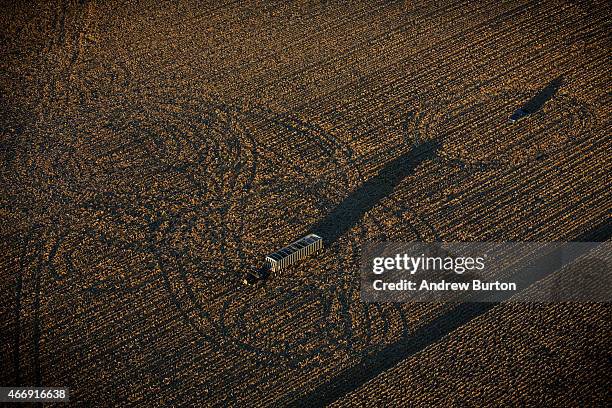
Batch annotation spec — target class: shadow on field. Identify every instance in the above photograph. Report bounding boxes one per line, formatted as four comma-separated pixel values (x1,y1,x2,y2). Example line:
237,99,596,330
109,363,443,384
295,219,611,408
310,139,440,245
521,76,564,114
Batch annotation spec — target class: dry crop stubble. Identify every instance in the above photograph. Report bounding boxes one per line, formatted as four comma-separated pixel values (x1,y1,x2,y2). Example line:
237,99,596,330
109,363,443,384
4,84,436,366
1,0,610,405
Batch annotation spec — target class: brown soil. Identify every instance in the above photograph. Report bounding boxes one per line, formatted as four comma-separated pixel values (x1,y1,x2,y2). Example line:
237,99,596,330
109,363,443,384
1,0,609,406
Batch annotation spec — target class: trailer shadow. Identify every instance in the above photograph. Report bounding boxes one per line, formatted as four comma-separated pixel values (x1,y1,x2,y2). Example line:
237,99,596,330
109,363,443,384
310,139,440,245
521,76,564,114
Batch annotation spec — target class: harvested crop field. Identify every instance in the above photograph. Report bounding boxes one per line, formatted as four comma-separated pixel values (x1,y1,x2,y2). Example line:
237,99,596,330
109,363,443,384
1,0,610,406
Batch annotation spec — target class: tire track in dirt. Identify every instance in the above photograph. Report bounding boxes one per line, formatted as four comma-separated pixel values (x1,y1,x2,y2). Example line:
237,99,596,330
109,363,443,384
8,91,432,369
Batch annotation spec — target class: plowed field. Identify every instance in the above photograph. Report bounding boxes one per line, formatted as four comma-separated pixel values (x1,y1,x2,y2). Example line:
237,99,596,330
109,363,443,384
1,0,610,406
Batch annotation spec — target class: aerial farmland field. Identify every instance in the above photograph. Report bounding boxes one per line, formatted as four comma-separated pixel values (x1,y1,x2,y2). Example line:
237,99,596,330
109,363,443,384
0,0,610,406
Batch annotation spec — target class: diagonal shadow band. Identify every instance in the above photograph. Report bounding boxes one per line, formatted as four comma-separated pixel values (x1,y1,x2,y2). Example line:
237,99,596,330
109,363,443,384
293,218,611,408
522,76,564,114
310,140,441,245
